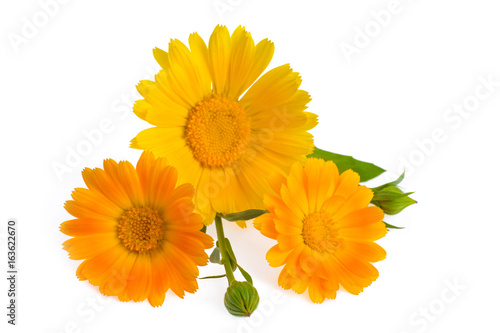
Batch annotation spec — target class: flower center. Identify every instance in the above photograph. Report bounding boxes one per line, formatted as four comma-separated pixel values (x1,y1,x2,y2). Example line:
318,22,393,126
185,94,251,168
302,211,339,254
117,207,165,253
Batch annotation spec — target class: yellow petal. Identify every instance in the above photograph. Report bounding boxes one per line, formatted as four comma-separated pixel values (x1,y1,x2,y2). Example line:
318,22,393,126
153,47,171,70
208,25,231,94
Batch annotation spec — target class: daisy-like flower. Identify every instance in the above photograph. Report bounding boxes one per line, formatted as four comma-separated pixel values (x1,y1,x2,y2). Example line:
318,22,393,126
254,158,387,303
131,25,317,224
60,152,213,307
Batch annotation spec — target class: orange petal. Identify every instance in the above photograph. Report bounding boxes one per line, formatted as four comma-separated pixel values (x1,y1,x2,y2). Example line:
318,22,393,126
256,213,279,239
334,169,361,200
126,253,152,302
60,218,116,237
343,240,387,263
339,221,387,241
308,276,326,303
277,234,303,251
62,233,119,260
266,244,292,267
336,206,385,229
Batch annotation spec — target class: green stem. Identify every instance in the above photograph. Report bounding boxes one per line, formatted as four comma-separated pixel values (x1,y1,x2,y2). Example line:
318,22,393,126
214,215,236,284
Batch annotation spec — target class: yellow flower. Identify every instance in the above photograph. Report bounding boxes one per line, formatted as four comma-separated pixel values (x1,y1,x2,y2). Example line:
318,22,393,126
131,25,317,224
60,152,213,307
254,158,387,303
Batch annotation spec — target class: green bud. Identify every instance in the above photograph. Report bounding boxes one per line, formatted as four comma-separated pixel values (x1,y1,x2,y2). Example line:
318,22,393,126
224,281,260,317
370,173,416,215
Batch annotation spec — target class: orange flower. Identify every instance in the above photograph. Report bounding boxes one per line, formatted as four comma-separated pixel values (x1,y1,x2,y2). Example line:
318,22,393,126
254,158,387,303
60,152,213,307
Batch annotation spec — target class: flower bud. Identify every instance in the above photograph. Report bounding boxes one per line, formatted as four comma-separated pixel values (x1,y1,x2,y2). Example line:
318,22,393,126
224,281,259,317
370,173,416,215
372,185,416,215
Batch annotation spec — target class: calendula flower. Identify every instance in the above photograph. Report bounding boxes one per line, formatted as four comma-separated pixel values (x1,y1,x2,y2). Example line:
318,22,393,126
131,25,317,224
254,158,387,303
60,152,213,307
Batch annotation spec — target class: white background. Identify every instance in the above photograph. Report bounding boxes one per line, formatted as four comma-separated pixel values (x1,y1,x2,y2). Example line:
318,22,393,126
1,0,499,332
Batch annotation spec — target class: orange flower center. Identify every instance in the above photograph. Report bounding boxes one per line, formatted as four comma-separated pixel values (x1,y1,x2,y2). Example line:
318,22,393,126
185,94,251,168
117,207,165,253
302,211,339,254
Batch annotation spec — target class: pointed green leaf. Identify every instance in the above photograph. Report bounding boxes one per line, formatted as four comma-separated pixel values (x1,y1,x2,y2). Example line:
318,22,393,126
307,147,385,182
384,222,404,229
237,264,253,285
221,209,268,222
371,172,405,192
224,238,238,272
209,247,222,264
200,274,227,280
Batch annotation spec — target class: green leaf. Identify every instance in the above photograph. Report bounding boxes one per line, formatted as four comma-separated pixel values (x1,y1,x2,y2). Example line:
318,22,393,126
237,264,253,285
384,222,404,229
371,172,405,192
220,209,268,222
200,274,227,280
224,238,238,272
209,247,222,264
200,225,207,233
307,147,385,182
